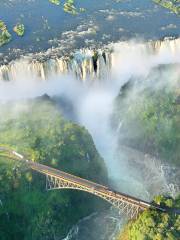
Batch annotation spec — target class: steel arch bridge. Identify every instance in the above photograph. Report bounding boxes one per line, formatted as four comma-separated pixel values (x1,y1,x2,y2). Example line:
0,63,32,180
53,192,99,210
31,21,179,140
0,147,168,219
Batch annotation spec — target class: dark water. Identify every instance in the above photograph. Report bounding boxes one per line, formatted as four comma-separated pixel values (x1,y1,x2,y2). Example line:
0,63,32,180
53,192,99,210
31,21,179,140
0,0,179,62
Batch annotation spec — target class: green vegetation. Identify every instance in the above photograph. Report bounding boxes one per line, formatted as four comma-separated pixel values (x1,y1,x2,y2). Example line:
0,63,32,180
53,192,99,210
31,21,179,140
0,20,11,47
117,195,180,240
0,0,85,48
13,24,25,37
63,0,86,15
49,0,61,5
0,96,107,239
153,0,180,15
113,67,180,166
0,20,6,31
64,0,78,15
0,20,26,47
48,0,86,15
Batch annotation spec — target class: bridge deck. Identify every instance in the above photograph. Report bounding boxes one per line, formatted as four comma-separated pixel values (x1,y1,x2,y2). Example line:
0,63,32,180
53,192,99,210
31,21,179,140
29,161,151,210
1,147,172,214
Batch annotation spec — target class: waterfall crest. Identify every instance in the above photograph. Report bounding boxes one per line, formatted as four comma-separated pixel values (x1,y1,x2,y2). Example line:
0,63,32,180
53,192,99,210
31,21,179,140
0,37,179,82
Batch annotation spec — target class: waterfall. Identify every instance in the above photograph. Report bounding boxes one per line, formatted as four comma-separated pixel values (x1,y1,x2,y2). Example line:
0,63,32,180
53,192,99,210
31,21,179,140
0,50,112,82
0,37,179,83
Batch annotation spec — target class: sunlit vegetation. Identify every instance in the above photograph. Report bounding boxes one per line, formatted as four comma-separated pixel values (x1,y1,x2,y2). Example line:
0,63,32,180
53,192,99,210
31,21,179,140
63,0,85,15
113,67,180,166
0,20,11,47
49,0,61,5
64,0,78,15
0,20,25,47
117,195,180,240
49,0,86,15
13,24,25,37
0,21,6,31
0,96,107,239
0,0,85,47
153,0,180,15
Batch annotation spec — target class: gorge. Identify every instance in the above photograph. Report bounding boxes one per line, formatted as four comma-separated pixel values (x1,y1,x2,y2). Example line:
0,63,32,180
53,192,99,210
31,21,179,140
0,0,180,239
0,37,179,239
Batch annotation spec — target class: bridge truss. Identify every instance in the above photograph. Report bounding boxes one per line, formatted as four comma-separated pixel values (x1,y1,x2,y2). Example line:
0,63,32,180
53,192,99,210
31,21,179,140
0,146,151,219
46,174,143,219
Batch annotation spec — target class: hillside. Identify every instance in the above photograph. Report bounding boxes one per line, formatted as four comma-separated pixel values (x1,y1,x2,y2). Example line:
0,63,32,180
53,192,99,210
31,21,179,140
117,195,180,240
0,96,108,240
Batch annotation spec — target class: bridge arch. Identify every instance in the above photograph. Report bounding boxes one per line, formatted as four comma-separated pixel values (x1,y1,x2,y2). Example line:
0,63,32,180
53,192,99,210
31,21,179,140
0,147,152,219
46,174,142,219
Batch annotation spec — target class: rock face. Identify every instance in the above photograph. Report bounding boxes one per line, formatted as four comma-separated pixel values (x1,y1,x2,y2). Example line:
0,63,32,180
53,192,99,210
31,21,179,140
0,97,108,240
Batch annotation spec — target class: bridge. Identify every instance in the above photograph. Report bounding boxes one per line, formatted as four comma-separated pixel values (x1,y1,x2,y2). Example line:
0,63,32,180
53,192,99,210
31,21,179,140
0,147,169,219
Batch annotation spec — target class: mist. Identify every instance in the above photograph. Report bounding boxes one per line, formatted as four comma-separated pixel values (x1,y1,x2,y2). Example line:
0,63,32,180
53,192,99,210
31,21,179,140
0,38,179,200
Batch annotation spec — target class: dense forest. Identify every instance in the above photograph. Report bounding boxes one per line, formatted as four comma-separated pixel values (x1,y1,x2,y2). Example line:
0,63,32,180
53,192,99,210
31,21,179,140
117,195,180,240
113,65,180,166
0,96,108,239
114,64,180,239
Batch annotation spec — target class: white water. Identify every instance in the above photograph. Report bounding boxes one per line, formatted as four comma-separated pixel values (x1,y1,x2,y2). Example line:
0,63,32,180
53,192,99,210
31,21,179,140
0,38,180,239
0,38,179,83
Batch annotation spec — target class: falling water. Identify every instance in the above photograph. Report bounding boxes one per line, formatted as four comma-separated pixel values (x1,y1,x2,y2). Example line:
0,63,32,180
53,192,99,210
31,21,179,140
0,37,179,83
0,37,179,239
